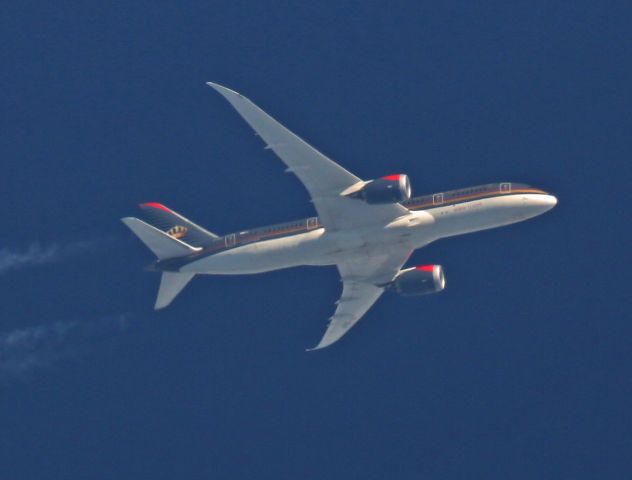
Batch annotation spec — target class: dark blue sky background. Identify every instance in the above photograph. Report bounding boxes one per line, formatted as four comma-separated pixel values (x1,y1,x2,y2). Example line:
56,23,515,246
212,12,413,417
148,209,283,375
1,2,631,478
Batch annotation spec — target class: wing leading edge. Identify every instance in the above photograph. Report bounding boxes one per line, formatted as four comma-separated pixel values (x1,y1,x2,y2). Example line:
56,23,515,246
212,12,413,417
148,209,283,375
206,82,408,230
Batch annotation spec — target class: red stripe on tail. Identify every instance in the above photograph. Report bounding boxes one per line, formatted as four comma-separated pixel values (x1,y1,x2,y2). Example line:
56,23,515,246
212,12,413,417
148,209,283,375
139,202,172,213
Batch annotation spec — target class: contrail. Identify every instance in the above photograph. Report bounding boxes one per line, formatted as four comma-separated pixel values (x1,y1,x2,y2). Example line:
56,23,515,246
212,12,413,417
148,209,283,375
0,313,131,383
0,239,118,275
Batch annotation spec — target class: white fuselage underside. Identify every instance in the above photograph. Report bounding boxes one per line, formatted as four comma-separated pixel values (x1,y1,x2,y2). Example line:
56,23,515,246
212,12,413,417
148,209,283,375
180,193,556,275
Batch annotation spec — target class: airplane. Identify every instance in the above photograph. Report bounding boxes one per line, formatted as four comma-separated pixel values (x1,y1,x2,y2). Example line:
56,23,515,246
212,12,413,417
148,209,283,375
122,82,557,350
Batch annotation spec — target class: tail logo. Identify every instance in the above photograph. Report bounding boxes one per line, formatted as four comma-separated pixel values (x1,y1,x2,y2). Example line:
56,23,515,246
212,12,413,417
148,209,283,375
167,225,188,239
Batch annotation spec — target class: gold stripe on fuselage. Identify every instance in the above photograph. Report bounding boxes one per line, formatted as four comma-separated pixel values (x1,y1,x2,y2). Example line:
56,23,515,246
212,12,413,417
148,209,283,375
202,188,549,254
406,188,547,211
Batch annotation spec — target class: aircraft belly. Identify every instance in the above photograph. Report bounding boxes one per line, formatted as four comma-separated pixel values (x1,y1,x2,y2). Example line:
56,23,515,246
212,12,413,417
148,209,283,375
177,194,548,276
181,229,332,274
319,225,430,262
179,223,426,275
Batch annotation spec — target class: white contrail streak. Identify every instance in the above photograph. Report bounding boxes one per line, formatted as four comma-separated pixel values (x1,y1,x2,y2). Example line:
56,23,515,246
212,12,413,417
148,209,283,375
0,314,130,382
0,239,116,275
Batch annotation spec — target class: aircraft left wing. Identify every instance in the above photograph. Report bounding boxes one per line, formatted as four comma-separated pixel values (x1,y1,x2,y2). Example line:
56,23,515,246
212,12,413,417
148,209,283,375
207,82,408,231
309,248,412,350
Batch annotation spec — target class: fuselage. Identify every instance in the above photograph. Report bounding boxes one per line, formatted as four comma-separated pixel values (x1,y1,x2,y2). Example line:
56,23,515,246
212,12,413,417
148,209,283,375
155,182,557,275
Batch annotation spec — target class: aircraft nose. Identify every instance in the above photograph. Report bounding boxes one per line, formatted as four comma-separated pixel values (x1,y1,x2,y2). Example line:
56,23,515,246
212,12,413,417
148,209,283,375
526,194,557,215
540,194,558,210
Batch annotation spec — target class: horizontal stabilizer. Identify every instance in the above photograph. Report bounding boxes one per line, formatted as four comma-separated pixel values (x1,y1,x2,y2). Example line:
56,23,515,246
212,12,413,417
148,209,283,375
121,217,201,260
155,272,195,309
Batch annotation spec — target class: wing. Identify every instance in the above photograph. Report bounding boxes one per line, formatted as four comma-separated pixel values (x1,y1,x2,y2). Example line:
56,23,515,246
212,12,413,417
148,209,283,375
207,82,408,230
308,248,412,350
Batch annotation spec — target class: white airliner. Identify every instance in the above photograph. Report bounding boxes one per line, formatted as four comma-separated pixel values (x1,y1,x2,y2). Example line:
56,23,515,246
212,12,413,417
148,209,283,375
122,83,557,350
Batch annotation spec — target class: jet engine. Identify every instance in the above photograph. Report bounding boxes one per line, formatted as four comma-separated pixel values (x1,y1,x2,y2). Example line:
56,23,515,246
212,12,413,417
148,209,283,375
347,174,412,204
386,265,446,296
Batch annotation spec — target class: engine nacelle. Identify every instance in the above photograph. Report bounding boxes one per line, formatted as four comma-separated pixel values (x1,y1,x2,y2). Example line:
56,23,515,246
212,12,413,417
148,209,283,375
387,265,446,296
348,174,412,204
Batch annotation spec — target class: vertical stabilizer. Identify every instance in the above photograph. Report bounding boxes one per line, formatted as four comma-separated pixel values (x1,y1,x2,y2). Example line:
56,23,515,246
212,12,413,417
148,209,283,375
138,202,219,247
155,272,195,309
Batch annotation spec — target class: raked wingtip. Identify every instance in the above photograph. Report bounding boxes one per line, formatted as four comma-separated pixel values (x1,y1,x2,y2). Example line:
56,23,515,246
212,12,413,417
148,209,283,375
306,343,325,352
206,82,241,97
306,338,336,352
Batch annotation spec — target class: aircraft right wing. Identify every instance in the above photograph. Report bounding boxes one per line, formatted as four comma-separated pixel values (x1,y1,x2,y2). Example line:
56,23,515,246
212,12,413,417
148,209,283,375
207,82,409,231
308,248,413,350
308,281,384,351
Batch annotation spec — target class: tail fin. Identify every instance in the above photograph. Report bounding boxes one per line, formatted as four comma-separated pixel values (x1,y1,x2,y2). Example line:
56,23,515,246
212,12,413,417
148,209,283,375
139,202,219,248
155,272,195,309
121,217,201,259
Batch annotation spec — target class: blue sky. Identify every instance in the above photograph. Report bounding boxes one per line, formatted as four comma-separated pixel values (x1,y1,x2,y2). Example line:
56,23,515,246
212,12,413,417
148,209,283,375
1,2,631,478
